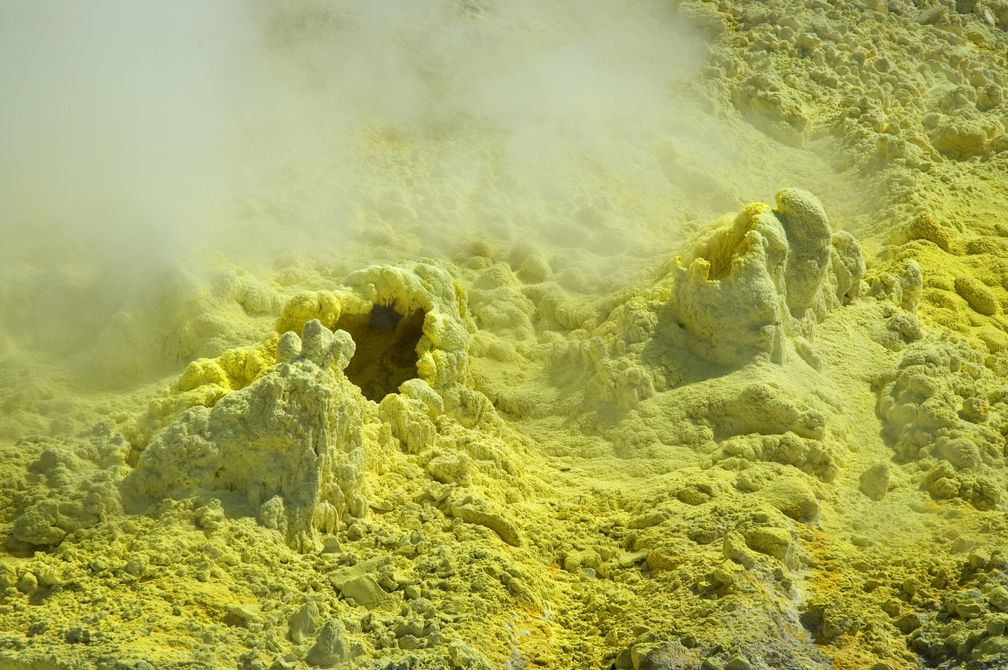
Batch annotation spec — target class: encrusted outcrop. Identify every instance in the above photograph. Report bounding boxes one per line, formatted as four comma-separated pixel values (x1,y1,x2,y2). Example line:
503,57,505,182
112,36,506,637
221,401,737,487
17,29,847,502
123,320,368,552
673,188,865,368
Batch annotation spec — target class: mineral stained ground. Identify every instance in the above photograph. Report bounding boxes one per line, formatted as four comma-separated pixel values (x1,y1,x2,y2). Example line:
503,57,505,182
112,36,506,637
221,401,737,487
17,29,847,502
3,1,1008,669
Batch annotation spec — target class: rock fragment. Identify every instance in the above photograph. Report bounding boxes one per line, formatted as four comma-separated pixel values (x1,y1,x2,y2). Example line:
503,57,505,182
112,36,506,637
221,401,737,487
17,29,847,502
306,620,351,668
449,497,522,547
859,463,891,501
288,602,320,644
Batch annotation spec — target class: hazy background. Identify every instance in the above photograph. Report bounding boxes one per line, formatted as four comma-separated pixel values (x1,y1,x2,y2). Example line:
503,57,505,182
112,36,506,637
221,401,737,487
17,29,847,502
0,0,870,397
0,0,716,376
0,0,710,262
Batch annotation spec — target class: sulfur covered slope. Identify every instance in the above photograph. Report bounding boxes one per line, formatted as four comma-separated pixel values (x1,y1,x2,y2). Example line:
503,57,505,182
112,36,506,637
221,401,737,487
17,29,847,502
2,1,1008,670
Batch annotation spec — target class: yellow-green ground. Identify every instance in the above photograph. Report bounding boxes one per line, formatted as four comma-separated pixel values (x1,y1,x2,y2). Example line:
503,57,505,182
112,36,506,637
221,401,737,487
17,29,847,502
2,1,1008,669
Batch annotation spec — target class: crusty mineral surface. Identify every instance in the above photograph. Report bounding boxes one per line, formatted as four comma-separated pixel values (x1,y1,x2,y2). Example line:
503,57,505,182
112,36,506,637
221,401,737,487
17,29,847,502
2,1,1008,669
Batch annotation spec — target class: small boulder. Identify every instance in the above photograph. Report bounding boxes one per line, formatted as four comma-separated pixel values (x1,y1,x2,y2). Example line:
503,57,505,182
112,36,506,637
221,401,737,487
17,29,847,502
859,463,891,501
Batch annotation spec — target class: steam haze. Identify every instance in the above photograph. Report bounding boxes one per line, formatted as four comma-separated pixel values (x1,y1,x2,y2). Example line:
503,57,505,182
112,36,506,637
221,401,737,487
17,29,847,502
1,0,709,260
0,0,801,376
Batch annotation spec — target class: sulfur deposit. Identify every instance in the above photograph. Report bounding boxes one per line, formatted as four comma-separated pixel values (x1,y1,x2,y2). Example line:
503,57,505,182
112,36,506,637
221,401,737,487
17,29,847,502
673,187,865,367
3,1,1008,669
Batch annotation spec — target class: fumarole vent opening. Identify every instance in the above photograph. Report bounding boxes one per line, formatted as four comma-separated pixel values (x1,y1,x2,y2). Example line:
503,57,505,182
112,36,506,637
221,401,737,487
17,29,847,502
336,304,424,402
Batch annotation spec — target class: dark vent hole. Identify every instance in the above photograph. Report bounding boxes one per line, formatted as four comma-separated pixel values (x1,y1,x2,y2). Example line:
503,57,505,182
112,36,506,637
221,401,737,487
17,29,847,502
335,304,424,402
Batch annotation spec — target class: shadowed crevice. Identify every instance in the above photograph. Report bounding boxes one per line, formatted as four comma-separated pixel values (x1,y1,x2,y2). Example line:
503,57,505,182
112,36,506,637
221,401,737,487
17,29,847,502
336,305,424,402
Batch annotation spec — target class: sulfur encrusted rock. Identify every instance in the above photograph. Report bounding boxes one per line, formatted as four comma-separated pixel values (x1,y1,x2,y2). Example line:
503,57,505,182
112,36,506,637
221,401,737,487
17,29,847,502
8,424,128,551
673,188,864,367
306,620,354,668
119,261,487,552
859,462,892,501
129,260,475,452
123,319,368,552
875,338,1008,509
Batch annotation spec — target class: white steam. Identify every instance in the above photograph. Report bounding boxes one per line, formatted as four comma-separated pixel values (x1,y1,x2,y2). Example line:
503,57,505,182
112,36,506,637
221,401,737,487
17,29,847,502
0,0,725,382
